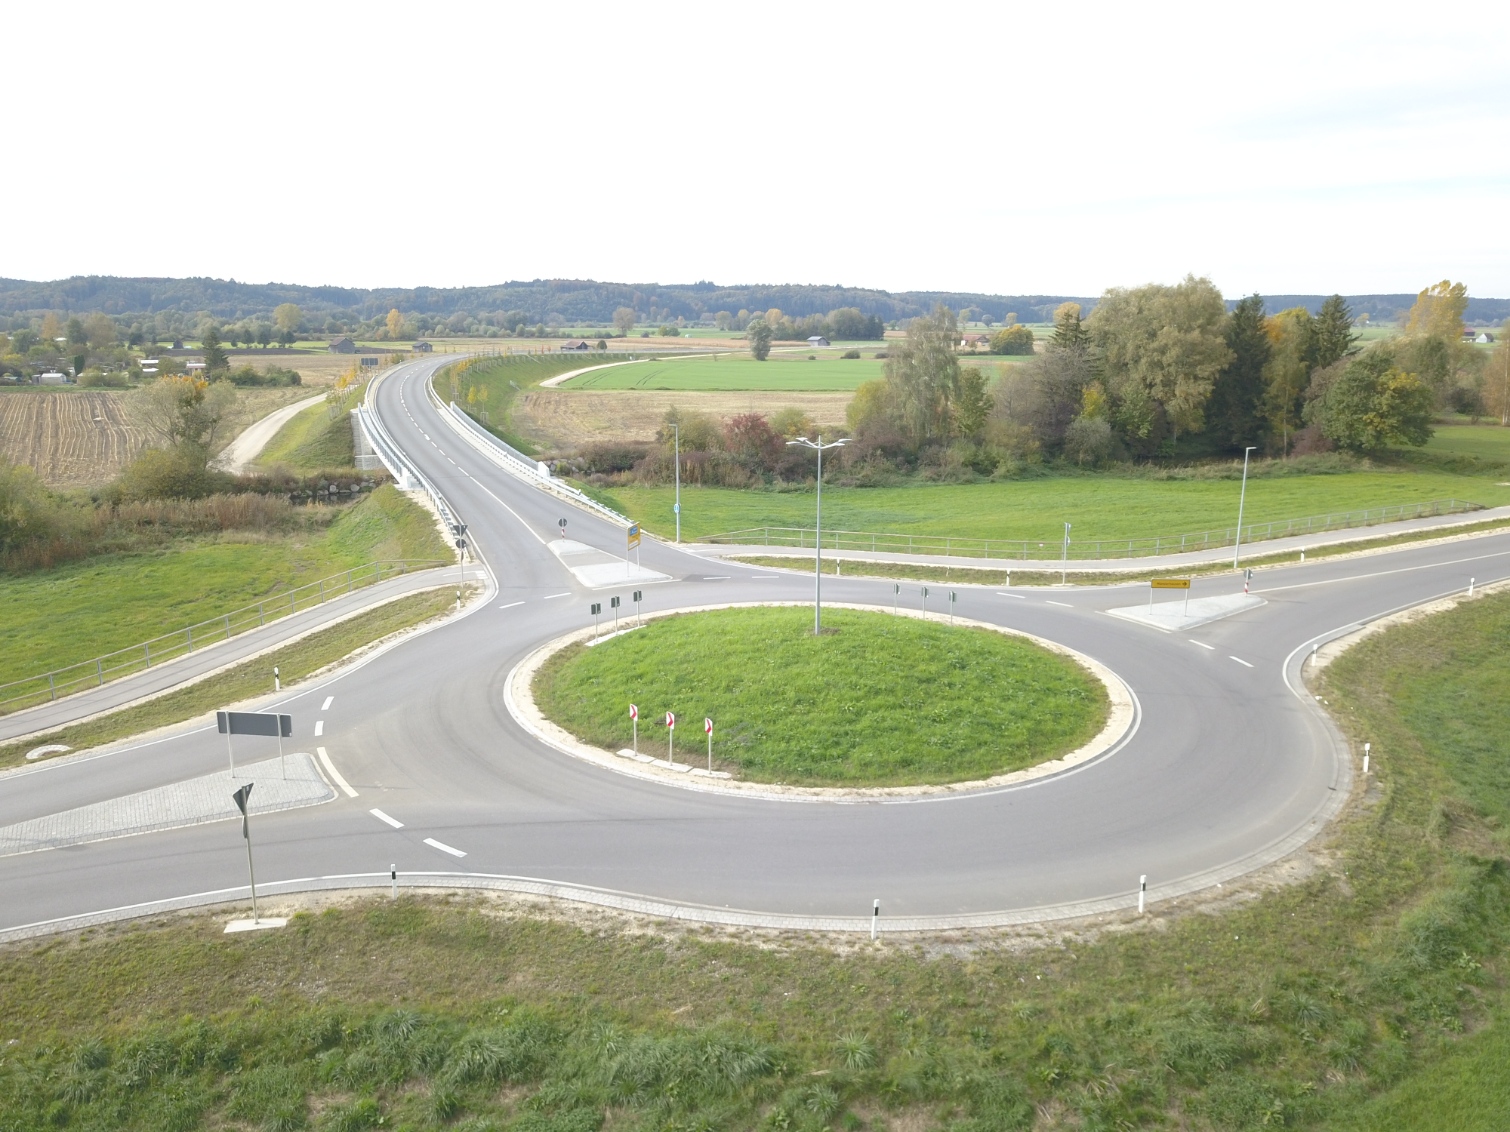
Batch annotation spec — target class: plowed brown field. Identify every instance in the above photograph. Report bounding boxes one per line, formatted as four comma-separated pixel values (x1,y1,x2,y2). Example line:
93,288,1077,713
0,391,143,487
513,389,853,453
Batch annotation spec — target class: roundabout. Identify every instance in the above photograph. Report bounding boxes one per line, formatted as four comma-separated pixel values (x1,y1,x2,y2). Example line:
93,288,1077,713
1,354,1505,938
512,602,1134,799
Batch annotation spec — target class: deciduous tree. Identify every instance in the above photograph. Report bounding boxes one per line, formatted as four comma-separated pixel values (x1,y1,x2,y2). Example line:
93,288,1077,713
274,303,303,336
884,304,962,444
1263,308,1315,457
1087,275,1232,445
1306,347,1434,452
613,307,637,336
989,325,1034,355
747,319,773,361
1404,280,1468,341
385,308,405,339
126,375,237,467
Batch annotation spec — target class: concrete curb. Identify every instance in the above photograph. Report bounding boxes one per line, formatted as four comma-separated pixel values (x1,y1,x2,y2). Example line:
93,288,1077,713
505,602,1136,802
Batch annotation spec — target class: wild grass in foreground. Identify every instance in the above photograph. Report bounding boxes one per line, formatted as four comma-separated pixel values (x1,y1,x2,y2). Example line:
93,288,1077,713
0,594,1507,1129
532,606,1105,785
0,585,466,771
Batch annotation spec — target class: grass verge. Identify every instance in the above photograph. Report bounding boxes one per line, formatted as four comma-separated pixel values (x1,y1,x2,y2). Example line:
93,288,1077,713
531,606,1106,786
726,515,1510,587
0,594,1507,1129
0,585,466,771
254,394,355,471
0,486,451,684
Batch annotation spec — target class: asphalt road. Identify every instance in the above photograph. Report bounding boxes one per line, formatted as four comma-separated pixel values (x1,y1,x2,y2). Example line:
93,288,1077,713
2,356,1507,938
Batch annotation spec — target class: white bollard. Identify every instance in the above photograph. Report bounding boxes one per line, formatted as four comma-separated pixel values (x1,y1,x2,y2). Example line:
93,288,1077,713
391,864,397,899
871,899,879,941
1138,875,1147,914
1363,742,1370,775
1469,577,1475,596
274,666,280,692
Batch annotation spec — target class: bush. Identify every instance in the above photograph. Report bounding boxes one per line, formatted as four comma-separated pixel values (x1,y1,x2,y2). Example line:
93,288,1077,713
225,364,301,387
114,448,235,502
990,326,1035,355
841,349,861,359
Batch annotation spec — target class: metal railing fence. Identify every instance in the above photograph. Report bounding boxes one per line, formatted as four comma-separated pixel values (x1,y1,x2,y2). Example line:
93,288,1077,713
0,559,447,718
698,498,1484,561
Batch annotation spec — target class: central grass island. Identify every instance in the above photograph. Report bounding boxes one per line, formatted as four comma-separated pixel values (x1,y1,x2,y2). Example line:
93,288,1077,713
531,605,1109,788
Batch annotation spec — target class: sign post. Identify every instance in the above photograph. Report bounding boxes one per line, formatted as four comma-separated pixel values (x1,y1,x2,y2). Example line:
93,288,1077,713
630,703,638,754
666,711,676,764
590,602,601,637
949,590,957,624
610,595,620,631
232,783,259,922
633,589,643,626
217,711,293,778
704,716,714,771
558,517,568,539
1149,577,1192,615
627,523,641,577
920,585,929,614
893,582,900,615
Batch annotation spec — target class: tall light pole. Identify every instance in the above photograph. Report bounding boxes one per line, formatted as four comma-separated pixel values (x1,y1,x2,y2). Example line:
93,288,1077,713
1232,445,1257,569
673,422,681,543
1060,521,1071,585
786,434,849,634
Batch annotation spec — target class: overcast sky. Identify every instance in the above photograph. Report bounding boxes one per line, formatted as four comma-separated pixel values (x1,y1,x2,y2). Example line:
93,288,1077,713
9,2,1508,298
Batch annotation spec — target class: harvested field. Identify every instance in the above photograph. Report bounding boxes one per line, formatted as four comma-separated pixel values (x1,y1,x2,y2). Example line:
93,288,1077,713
0,387,312,488
0,390,143,487
512,388,853,452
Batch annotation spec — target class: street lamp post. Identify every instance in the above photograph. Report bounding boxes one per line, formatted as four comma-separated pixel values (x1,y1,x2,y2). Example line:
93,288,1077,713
1060,522,1071,585
1232,445,1257,569
786,434,849,634
673,423,681,543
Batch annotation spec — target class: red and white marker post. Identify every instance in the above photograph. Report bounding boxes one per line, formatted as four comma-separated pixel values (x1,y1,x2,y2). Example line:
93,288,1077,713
665,711,676,764
629,703,638,755
704,717,714,771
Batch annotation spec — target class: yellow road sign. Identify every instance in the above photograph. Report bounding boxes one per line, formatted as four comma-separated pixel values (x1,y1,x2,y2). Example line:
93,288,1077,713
1150,577,1191,590
627,522,641,550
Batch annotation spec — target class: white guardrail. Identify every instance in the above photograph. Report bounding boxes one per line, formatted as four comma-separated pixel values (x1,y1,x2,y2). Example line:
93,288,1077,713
357,370,462,537
423,364,633,528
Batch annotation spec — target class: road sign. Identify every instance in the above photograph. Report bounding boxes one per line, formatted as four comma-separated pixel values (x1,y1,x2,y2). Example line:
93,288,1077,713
633,590,642,602
704,717,713,734
591,602,601,615
232,782,252,836
627,523,640,550
673,503,680,514
666,712,675,728
217,711,292,738
1150,578,1191,590
611,596,620,608
629,703,638,721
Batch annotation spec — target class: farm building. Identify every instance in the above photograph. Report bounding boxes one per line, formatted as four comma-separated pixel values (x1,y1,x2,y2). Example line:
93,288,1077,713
412,340,433,353
328,337,356,353
559,339,592,351
1476,331,1496,344
806,336,830,348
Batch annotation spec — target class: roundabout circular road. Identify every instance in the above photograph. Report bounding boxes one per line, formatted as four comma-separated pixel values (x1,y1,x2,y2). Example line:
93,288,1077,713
2,357,1508,937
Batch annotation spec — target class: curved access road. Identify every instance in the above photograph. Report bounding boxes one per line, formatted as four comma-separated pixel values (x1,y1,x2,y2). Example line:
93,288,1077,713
1,356,1506,939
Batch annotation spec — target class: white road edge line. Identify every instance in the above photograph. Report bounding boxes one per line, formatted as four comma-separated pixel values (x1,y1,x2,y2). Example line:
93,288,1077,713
1045,600,1073,607
423,837,467,858
543,592,571,599
316,746,358,798
370,808,404,828
1189,640,1216,650
314,720,324,736
1229,656,1254,667
321,696,334,711
499,601,525,609
996,592,1027,599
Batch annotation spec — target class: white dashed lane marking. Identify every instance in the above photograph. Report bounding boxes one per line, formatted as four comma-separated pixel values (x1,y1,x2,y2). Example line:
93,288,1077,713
424,837,467,858
1190,640,1215,650
1045,600,1072,607
1230,656,1254,668
321,696,334,711
499,601,525,609
370,808,404,828
314,720,324,736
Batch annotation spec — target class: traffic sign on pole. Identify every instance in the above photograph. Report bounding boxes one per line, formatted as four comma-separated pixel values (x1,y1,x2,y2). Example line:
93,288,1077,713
633,589,643,624
231,783,259,922
666,711,676,764
627,523,640,551
705,717,714,771
920,585,929,614
630,703,638,753
590,602,601,637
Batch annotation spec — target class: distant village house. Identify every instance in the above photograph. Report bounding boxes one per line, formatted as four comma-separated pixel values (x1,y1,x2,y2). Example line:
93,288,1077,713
412,340,433,353
328,337,356,353
559,339,591,351
806,336,830,348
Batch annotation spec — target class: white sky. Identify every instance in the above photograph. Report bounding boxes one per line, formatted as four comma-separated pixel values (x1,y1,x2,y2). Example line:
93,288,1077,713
8,1,1508,299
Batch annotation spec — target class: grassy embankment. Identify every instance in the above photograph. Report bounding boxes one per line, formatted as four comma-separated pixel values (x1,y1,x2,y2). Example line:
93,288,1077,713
1,590,1508,1127
434,353,638,456
563,354,885,392
0,485,450,687
0,585,469,772
532,606,1106,786
253,387,363,472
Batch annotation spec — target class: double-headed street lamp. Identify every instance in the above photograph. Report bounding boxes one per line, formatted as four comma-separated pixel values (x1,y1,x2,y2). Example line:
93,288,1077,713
786,434,849,634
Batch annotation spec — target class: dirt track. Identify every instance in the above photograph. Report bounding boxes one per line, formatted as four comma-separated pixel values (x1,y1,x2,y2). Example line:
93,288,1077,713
513,389,853,452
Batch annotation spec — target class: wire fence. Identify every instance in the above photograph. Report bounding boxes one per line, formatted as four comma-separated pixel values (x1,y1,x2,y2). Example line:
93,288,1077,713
699,498,1485,561
0,559,448,718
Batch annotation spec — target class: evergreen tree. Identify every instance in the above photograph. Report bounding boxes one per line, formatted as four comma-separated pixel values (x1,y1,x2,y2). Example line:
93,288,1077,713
1051,302,1090,351
1206,294,1270,449
1312,294,1359,369
200,325,229,373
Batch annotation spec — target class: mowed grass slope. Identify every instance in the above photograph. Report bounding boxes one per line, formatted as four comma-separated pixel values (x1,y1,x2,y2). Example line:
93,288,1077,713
253,397,354,471
0,486,449,685
533,606,1106,785
563,353,885,391
597,465,1510,545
